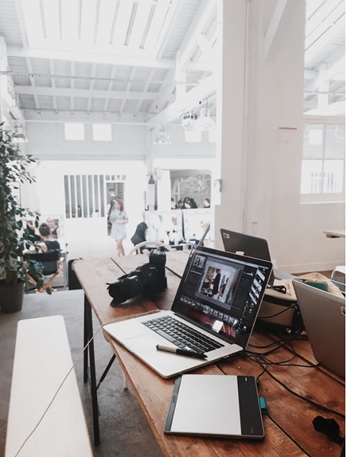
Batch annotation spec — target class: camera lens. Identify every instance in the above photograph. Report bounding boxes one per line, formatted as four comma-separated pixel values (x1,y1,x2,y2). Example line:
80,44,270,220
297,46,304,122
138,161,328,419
109,275,144,306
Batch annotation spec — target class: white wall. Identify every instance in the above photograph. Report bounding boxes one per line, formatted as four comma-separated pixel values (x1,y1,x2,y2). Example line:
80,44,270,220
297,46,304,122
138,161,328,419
27,123,147,160
27,122,215,161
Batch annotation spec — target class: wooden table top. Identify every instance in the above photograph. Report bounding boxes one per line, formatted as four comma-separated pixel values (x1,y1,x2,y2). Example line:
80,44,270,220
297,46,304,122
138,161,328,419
73,251,345,457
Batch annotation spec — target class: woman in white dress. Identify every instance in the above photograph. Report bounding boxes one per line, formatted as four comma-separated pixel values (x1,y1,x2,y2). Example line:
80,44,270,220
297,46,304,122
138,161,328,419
109,198,128,256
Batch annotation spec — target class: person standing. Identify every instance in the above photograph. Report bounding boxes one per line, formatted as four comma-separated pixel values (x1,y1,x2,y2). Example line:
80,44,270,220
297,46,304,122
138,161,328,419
109,197,128,256
46,217,61,239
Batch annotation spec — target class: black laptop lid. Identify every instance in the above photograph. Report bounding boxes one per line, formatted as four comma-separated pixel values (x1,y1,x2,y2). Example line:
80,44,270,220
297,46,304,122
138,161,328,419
221,229,274,285
171,246,272,349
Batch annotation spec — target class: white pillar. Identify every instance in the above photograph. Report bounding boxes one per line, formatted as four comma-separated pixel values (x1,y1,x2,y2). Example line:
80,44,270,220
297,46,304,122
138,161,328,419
214,0,305,254
214,0,249,247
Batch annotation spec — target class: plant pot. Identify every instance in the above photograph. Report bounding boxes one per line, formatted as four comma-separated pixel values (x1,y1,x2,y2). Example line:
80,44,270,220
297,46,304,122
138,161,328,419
0,282,24,313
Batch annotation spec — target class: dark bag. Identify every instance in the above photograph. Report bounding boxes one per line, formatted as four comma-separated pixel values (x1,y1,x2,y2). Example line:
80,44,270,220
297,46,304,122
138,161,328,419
256,280,304,334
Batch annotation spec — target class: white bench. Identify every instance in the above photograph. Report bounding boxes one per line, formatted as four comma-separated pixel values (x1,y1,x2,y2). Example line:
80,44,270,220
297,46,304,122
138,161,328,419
5,315,93,457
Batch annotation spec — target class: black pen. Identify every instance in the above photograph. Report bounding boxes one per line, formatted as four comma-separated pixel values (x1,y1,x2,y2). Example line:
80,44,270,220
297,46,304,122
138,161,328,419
156,344,207,359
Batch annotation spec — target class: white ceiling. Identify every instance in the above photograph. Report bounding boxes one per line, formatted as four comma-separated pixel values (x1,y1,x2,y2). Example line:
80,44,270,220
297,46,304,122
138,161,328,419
0,0,344,127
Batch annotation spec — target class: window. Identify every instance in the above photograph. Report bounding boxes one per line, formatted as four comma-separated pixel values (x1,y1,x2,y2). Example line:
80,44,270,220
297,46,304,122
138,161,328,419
64,123,85,140
92,123,112,141
301,123,345,202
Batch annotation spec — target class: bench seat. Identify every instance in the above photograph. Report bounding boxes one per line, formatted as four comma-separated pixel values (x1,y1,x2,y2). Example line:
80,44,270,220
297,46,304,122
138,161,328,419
5,315,93,457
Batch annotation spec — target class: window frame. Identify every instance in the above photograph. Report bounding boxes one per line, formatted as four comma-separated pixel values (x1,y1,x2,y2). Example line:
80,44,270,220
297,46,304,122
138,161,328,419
301,115,345,204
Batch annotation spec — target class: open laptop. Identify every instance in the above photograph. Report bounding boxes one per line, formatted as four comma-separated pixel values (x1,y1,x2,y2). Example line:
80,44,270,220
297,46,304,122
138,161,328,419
292,279,345,378
103,245,272,378
221,229,274,285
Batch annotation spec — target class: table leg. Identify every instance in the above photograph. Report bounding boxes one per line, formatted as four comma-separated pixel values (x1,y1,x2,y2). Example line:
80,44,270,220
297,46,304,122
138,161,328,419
83,298,88,383
83,295,100,445
97,354,116,390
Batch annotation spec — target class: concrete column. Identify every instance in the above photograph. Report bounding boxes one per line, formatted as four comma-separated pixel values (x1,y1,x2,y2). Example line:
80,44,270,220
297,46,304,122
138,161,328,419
214,0,249,246
214,0,306,258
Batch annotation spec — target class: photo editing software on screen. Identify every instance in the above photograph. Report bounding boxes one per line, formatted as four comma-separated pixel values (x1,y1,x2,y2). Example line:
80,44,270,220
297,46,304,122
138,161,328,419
173,249,270,347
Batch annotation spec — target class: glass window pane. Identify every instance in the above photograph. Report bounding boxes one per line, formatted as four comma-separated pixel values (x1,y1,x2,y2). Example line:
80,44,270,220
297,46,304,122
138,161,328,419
301,160,323,194
64,123,85,140
322,160,344,193
92,123,112,141
325,124,345,159
303,124,324,159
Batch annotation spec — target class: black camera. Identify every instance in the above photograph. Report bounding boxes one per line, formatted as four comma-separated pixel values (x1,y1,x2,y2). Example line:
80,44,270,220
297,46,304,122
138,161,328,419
107,248,167,306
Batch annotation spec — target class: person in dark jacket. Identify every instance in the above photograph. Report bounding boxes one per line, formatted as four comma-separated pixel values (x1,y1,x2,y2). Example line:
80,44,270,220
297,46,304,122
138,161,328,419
130,222,148,252
24,222,60,254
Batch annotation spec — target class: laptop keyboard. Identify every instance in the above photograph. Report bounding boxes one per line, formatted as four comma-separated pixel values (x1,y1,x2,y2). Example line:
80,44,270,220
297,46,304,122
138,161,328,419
143,315,224,353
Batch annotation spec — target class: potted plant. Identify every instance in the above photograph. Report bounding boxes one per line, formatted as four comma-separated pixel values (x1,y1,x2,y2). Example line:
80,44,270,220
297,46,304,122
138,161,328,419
0,122,43,312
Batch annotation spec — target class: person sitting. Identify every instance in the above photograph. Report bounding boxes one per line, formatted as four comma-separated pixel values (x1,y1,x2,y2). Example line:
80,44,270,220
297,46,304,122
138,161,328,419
24,223,60,254
182,197,192,209
24,212,41,247
203,198,210,208
130,222,148,253
182,197,198,208
189,197,198,208
23,223,62,292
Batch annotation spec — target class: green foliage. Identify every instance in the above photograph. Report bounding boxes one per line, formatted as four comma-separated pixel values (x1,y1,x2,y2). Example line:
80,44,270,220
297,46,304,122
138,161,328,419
0,122,42,287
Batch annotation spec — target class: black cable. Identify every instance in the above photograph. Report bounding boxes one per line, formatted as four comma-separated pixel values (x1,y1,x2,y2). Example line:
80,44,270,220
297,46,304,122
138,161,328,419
258,303,297,318
243,351,345,419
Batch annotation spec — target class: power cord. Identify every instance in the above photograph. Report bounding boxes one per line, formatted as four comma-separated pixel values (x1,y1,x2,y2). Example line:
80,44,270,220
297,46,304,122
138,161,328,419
242,348,345,420
258,303,297,319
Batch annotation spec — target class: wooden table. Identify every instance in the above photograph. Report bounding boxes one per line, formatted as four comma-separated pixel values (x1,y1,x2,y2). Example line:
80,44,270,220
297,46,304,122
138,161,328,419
73,251,345,457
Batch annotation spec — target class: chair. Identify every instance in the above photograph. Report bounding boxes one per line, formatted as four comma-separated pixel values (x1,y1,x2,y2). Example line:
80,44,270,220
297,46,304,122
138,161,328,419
25,251,64,293
127,240,172,256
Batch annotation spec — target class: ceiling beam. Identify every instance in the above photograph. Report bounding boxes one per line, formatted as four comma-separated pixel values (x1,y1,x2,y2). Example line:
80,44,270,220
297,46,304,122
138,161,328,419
15,85,160,101
22,109,150,124
87,64,97,112
49,60,57,111
7,45,174,69
119,67,136,115
177,0,216,71
103,66,117,112
6,45,211,73
70,61,75,111
305,14,345,63
148,69,176,114
147,73,216,126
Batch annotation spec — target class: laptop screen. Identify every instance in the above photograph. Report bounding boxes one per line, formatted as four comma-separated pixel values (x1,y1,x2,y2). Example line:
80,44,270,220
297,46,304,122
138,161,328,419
171,246,272,348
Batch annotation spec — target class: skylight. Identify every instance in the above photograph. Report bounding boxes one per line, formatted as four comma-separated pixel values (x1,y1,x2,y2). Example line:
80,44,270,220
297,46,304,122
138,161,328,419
20,0,178,57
